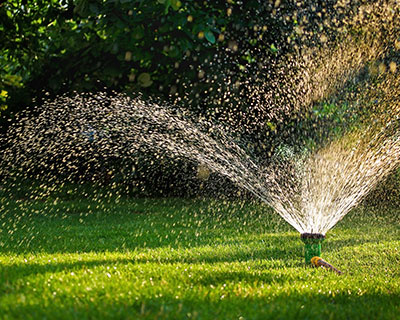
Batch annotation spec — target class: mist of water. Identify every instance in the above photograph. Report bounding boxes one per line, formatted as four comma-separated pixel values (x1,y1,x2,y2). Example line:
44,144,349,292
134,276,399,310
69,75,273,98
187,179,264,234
1,0,400,235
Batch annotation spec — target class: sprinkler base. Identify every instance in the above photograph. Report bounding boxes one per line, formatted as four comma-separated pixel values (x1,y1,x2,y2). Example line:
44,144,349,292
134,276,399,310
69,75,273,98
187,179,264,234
301,233,325,265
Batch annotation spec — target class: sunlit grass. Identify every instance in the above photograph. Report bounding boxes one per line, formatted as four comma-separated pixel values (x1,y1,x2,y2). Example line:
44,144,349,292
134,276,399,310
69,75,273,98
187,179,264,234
0,197,399,319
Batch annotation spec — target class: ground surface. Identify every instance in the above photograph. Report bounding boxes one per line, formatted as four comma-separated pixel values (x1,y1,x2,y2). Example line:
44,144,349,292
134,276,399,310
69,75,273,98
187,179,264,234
0,196,399,319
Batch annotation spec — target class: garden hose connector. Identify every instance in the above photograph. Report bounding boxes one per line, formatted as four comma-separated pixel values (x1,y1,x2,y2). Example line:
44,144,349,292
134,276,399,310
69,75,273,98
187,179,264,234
311,256,343,275
300,233,325,265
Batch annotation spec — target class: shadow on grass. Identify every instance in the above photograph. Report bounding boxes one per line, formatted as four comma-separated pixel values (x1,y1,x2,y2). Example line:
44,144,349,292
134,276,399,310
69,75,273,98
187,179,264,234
2,200,399,319
0,237,301,281
0,224,298,251
0,200,289,256
2,223,391,262
2,287,399,320
1,199,397,270
0,257,303,291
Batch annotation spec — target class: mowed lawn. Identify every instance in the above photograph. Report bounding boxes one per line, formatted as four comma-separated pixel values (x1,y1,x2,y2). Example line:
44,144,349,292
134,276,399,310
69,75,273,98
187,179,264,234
0,197,399,319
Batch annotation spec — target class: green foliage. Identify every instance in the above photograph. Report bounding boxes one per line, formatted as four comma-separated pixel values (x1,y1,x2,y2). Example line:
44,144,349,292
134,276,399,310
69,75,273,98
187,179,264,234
0,0,295,122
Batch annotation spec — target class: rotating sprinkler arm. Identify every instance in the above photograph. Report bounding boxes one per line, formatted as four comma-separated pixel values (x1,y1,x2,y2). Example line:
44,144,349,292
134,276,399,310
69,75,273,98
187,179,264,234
311,256,342,275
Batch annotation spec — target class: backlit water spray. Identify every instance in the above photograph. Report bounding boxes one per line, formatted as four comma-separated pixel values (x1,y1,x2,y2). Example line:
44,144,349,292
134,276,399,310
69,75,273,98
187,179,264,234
1,1,400,268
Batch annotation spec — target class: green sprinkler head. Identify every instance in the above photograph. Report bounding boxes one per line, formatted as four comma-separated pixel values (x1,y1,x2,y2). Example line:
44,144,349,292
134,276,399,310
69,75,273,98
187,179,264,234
300,233,325,265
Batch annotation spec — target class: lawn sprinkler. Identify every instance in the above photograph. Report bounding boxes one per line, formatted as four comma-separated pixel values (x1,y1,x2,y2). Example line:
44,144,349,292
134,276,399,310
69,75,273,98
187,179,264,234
300,233,342,275
311,256,342,275
300,233,325,265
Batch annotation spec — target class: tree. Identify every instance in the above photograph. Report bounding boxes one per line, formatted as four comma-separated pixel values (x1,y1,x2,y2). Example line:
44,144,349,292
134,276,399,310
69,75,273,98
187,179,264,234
1,0,300,123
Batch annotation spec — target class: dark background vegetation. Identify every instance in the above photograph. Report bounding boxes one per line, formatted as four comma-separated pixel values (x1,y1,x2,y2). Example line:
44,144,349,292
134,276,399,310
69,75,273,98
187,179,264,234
1,0,291,118
1,0,399,201
1,0,346,126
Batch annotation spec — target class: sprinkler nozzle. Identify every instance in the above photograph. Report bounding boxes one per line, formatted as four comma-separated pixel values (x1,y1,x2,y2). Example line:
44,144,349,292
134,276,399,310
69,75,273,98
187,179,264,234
300,233,325,240
311,256,342,275
300,233,325,265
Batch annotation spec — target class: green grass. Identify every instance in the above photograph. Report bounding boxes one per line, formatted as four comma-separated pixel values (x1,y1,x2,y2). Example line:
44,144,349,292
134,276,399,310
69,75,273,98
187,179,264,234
0,197,399,319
